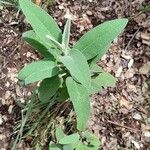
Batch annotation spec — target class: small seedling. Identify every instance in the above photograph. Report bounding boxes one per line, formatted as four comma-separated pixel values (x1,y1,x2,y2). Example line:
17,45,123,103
15,0,128,149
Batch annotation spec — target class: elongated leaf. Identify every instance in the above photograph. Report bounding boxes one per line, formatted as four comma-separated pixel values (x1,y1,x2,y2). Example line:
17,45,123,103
19,0,62,44
62,19,71,50
38,76,61,103
23,30,54,59
90,64,103,77
60,49,91,90
73,19,128,60
59,133,79,145
91,72,117,94
66,77,90,131
18,59,59,84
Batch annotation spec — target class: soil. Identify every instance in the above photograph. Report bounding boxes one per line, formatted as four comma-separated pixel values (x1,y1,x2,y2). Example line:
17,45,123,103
0,0,150,149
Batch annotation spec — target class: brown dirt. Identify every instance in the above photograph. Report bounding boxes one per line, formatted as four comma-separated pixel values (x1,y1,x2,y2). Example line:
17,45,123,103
0,0,150,149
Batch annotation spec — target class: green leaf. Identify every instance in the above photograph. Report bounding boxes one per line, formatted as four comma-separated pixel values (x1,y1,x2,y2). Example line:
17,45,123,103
19,0,62,44
73,19,128,60
62,19,71,50
66,77,90,131
75,142,88,150
58,86,69,101
38,76,61,103
55,127,65,142
49,143,61,150
82,131,101,149
46,35,63,51
63,144,74,150
91,71,117,94
23,30,54,59
59,133,80,145
90,64,103,76
18,59,59,84
60,49,91,90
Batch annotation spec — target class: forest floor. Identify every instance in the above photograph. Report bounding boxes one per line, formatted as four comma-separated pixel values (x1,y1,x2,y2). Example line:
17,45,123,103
0,0,150,149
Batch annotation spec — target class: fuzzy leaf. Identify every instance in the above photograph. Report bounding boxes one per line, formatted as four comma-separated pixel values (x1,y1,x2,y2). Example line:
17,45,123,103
91,72,117,94
38,76,61,103
59,133,80,145
60,49,91,90
55,127,65,142
75,142,88,150
73,19,128,60
63,145,74,150
49,143,61,150
90,64,104,76
18,59,59,84
23,30,54,59
59,86,69,101
62,19,71,49
66,77,90,131
83,131,101,149
19,0,62,44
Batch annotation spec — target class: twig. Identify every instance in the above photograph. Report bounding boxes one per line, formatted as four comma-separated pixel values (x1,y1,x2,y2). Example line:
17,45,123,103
107,120,140,133
125,28,140,51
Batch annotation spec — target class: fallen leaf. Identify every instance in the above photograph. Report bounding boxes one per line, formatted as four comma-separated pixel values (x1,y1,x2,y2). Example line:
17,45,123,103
86,10,93,16
0,115,3,125
16,85,22,97
144,131,150,137
139,62,150,74
127,84,137,92
140,32,150,40
119,96,133,110
125,68,135,79
131,140,140,149
134,13,146,23
115,66,123,77
4,91,11,100
128,58,134,68
132,113,142,120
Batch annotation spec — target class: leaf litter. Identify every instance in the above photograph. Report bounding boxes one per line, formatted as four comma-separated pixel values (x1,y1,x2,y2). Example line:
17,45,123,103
0,0,150,149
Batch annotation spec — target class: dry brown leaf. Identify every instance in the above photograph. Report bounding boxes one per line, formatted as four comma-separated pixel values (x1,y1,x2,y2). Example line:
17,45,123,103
16,85,22,97
125,68,135,79
139,62,150,74
119,97,133,110
140,32,150,40
134,13,146,23
115,66,123,77
4,91,11,100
